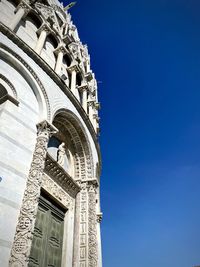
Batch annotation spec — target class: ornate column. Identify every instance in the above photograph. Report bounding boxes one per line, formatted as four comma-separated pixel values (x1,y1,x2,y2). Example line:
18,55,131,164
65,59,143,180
96,213,103,267
54,45,67,75
87,182,98,267
9,0,31,31
34,24,51,55
9,121,57,267
67,64,80,99
78,83,88,112
88,101,95,126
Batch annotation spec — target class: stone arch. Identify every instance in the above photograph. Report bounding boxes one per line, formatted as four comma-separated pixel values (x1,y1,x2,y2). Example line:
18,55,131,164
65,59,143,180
52,109,94,181
0,43,51,121
0,73,17,99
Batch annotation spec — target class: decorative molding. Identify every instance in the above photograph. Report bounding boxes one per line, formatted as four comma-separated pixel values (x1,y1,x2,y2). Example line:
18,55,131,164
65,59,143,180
67,63,81,73
36,23,52,35
54,44,68,56
0,43,51,121
9,121,57,267
0,74,18,99
42,173,74,210
44,153,81,198
79,183,88,266
16,0,32,16
87,183,98,267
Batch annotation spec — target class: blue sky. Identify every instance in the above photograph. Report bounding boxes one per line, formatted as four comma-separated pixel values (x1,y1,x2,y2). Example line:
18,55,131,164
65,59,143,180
67,0,200,266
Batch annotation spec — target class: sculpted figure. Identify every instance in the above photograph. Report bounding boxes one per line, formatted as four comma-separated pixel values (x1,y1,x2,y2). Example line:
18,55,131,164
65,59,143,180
57,142,65,167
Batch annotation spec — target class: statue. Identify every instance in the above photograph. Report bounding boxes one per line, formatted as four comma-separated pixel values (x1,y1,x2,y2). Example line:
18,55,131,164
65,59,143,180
57,142,65,167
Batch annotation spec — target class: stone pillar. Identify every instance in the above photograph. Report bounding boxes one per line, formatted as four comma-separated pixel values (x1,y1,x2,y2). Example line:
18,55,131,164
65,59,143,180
9,1,31,31
78,84,88,112
93,114,98,133
54,46,67,75
87,183,98,267
68,65,80,99
82,88,88,112
34,24,51,55
88,101,95,125
97,213,103,267
9,121,57,267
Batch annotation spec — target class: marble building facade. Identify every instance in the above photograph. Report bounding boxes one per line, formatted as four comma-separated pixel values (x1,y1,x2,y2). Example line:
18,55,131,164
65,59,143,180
0,0,102,266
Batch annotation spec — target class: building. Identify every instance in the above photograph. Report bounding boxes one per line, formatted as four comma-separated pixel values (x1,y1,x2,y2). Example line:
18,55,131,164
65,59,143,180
0,0,102,266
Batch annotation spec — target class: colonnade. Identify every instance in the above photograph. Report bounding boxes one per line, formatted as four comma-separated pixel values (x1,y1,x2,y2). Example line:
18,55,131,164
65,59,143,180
8,0,100,133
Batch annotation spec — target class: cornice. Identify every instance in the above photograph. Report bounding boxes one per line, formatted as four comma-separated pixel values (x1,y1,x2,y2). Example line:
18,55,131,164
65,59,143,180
45,153,81,198
0,23,102,172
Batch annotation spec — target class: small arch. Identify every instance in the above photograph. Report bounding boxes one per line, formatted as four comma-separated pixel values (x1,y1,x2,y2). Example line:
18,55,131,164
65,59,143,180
26,10,43,29
63,53,72,67
45,33,59,50
52,109,94,181
76,72,82,87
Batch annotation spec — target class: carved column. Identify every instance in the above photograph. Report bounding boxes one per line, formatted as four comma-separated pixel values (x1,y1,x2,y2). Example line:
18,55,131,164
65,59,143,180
34,24,51,55
88,101,95,126
68,64,80,99
54,45,67,75
96,213,103,267
78,84,88,112
87,182,98,267
9,0,31,31
9,120,57,267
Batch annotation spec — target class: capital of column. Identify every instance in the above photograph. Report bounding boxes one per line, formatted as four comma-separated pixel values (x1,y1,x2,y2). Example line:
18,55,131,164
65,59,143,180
37,120,58,138
78,82,88,92
37,23,51,35
67,63,80,73
96,212,103,223
63,34,72,45
15,0,31,16
87,100,96,107
54,44,68,56
95,102,100,110
85,71,93,82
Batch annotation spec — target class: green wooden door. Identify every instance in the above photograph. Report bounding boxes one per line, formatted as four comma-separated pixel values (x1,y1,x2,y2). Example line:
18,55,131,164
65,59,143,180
28,194,65,267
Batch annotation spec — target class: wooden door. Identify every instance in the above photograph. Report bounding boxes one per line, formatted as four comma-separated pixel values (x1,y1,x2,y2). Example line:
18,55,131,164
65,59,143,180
28,193,65,267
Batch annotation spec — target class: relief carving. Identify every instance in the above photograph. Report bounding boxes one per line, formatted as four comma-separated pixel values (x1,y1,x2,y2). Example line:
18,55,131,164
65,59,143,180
9,121,57,267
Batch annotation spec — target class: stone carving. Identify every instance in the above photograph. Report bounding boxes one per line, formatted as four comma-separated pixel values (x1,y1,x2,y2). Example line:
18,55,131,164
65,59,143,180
57,142,66,167
45,153,80,198
0,73,18,99
88,183,98,267
79,184,88,266
42,173,73,210
16,0,32,16
9,121,57,267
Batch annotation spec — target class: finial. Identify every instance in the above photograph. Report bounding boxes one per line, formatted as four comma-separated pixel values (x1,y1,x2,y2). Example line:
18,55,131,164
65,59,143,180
64,1,77,11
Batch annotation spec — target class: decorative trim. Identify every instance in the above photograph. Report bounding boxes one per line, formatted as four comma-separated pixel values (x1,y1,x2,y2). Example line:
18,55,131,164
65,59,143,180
44,153,80,198
9,121,57,267
0,74,18,99
0,42,51,121
42,173,74,210
79,183,88,266
87,183,98,267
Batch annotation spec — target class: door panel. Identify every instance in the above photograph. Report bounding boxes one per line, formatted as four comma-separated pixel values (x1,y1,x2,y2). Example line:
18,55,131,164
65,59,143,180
28,195,65,267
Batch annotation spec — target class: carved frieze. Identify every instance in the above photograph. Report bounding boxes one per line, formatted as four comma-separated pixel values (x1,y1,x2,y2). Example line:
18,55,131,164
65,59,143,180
44,153,81,198
42,173,73,210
